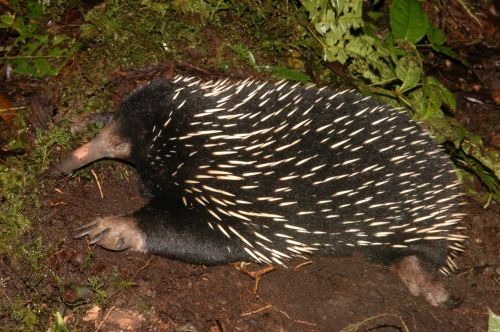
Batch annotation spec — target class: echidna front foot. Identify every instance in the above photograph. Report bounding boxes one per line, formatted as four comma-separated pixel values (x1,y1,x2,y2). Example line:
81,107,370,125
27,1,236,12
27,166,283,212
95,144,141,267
75,216,147,252
394,256,460,308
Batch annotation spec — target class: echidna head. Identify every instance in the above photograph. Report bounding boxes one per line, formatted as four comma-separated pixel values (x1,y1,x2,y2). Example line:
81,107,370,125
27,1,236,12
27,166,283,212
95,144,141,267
51,81,176,176
113,80,177,164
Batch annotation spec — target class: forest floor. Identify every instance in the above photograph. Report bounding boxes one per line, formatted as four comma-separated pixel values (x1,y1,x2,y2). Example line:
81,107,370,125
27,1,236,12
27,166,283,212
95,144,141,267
14,165,498,331
0,1,499,331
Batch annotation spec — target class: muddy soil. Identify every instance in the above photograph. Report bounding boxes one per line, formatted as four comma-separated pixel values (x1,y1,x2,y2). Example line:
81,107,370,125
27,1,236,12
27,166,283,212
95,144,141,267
0,2,498,329
14,163,495,332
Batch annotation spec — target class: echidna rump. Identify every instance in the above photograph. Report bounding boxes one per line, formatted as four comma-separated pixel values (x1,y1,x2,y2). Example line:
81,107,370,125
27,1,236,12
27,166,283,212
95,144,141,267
53,76,467,307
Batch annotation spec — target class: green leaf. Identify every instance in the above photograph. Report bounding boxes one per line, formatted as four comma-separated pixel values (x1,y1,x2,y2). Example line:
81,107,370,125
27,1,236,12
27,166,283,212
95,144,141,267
27,1,44,20
408,85,445,121
489,309,500,332
271,67,311,83
426,76,457,110
0,14,14,28
12,59,35,76
395,54,421,92
420,76,457,115
390,0,428,43
426,24,472,68
303,0,363,36
52,35,68,46
13,18,38,41
430,43,472,69
427,25,447,45
48,47,63,57
19,35,46,56
34,57,53,77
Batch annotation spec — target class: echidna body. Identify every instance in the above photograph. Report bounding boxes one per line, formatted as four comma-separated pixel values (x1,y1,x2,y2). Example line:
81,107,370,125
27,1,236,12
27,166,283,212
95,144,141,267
55,76,466,307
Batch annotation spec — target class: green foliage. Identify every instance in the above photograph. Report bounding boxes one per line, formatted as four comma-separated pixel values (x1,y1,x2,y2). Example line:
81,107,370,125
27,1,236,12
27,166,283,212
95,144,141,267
0,125,73,256
77,0,304,83
0,159,31,254
80,1,184,68
390,0,428,43
271,67,312,83
33,127,72,170
0,0,79,77
426,25,470,67
395,50,422,93
21,237,46,271
5,298,40,331
489,309,500,332
171,0,231,19
87,276,108,305
230,44,258,69
109,268,138,291
0,124,61,327
47,312,69,332
302,0,363,61
300,0,500,202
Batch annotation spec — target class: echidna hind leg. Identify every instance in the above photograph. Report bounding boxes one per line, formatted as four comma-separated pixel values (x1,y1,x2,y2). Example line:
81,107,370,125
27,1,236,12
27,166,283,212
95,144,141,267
393,256,460,308
75,216,147,252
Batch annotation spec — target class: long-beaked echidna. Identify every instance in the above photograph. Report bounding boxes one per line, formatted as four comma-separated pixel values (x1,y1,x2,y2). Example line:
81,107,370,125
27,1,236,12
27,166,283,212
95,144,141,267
53,76,467,307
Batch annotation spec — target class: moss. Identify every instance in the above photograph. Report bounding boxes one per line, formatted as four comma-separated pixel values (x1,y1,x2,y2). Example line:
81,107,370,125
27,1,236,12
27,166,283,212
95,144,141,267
5,299,41,332
0,126,72,256
0,161,31,254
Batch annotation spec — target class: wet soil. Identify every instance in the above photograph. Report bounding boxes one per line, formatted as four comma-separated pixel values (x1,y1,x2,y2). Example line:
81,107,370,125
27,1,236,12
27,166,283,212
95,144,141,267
0,2,499,330
10,163,495,331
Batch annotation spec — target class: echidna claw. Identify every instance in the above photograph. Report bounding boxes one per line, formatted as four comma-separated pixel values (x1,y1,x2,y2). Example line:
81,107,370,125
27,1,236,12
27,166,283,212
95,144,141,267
89,228,109,245
73,216,146,252
74,219,102,239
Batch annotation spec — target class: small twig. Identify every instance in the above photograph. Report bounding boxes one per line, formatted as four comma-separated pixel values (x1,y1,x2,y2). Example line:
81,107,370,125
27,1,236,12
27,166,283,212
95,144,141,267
306,26,327,50
278,309,290,319
132,257,154,280
294,319,317,326
0,106,26,113
235,263,275,293
94,305,115,332
456,0,483,27
241,304,272,316
90,169,104,199
483,192,492,209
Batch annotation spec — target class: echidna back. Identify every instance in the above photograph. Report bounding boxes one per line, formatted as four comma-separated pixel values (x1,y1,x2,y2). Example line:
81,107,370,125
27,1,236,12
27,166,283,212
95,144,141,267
116,76,465,271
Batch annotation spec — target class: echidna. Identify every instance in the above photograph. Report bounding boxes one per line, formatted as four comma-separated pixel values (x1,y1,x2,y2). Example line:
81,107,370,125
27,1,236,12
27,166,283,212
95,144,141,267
53,76,467,307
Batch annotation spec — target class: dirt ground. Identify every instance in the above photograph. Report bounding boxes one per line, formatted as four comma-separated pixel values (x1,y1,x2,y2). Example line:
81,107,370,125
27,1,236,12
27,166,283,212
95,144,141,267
5,163,489,331
1,2,499,331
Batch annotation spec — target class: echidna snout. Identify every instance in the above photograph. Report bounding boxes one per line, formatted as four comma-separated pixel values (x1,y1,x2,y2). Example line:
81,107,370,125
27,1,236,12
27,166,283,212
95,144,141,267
55,76,467,307
53,123,131,175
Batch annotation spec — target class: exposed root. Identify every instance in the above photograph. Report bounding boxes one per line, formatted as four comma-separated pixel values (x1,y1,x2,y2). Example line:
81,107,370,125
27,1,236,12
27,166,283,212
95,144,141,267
234,262,275,294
